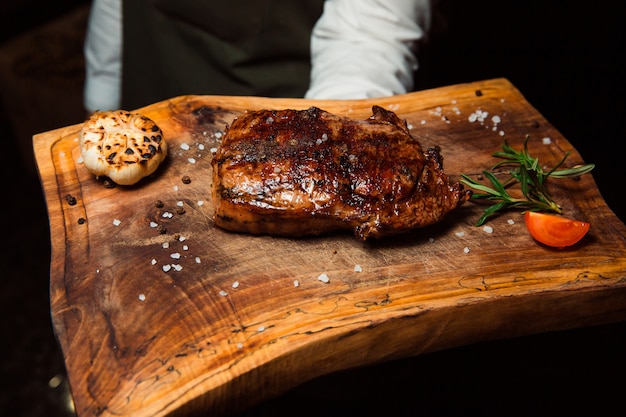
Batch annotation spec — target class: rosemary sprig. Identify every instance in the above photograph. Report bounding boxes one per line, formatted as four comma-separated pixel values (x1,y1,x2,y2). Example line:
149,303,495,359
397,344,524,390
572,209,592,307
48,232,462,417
461,135,595,226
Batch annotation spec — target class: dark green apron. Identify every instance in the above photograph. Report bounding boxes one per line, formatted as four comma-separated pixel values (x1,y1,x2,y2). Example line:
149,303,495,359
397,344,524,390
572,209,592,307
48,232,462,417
122,0,325,109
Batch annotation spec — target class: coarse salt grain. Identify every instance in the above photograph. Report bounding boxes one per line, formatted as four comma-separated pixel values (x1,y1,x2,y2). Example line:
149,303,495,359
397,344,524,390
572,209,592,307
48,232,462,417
198,144,205,150
150,221,158,228
507,219,515,225
162,242,169,249
232,281,239,289
180,143,190,150
163,264,172,272
138,294,146,301
455,231,465,237
237,343,243,349
183,245,189,251
188,158,196,164
210,147,218,153
178,236,186,242
197,200,204,206
492,115,501,124
113,219,121,226
258,326,265,332
173,185,179,191
354,264,363,273
293,279,300,287
176,201,184,207
463,247,470,254
151,259,157,265
468,110,487,123
219,290,228,297
172,264,183,271
542,137,552,145
77,156,83,164
317,273,330,283
170,253,181,259
162,212,173,218
195,257,201,263
483,225,494,234
428,237,435,243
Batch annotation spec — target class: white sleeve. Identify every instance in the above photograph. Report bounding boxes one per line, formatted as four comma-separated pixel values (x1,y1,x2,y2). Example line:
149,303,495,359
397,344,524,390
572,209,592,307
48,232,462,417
305,0,432,100
83,0,123,112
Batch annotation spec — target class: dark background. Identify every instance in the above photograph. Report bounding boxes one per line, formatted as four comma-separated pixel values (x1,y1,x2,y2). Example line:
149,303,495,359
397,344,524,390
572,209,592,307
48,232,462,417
1,1,624,416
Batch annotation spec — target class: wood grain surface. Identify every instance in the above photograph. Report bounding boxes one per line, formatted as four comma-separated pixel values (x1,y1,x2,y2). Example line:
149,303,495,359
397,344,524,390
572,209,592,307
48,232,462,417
33,78,626,417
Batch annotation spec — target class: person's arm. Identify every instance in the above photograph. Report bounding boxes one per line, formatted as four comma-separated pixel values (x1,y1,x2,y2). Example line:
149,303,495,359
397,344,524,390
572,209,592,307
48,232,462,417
305,0,432,100
83,0,123,113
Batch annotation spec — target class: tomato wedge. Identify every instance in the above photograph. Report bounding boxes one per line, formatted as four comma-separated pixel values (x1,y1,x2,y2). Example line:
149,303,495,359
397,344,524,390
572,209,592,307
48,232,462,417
524,211,590,248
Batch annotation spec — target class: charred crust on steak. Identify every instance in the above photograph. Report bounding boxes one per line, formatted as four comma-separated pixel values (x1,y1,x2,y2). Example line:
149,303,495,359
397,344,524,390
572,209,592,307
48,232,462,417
212,106,471,240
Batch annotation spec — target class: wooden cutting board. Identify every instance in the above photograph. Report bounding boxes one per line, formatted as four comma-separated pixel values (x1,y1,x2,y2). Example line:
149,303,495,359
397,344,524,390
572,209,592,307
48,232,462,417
34,78,626,417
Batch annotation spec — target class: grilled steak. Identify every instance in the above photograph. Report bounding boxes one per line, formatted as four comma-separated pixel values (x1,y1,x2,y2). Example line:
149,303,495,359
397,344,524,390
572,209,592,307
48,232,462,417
211,106,470,240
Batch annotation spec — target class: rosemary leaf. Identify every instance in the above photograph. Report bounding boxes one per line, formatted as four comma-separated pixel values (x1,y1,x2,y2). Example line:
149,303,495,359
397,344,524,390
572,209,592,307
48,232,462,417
549,164,596,178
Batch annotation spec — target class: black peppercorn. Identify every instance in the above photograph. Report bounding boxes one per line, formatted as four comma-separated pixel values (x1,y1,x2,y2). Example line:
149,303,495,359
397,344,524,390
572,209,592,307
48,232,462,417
65,194,77,206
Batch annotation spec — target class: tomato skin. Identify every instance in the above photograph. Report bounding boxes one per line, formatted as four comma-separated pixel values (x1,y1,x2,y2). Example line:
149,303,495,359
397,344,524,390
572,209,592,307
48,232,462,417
524,211,590,248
